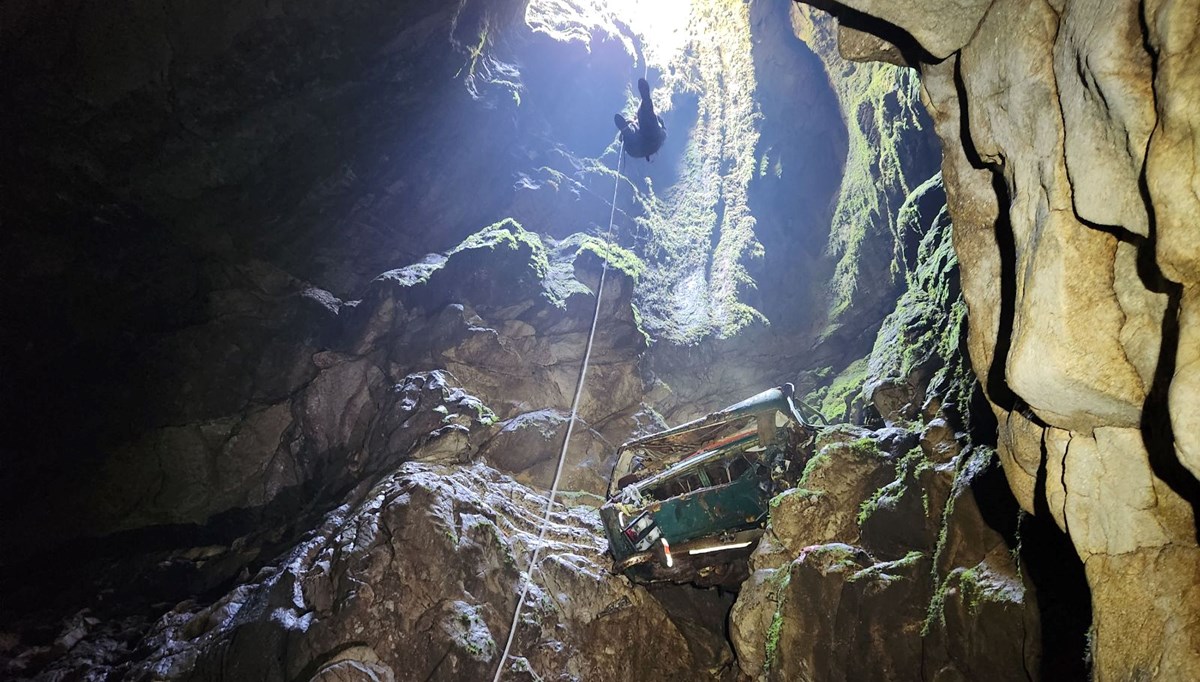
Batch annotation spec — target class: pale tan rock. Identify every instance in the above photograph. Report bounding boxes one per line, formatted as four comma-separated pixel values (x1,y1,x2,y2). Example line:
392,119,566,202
961,0,1147,431
1086,547,1200,682
1172,290,1200,480
1005,213,1146,430
769,440,894,553
1052,0,1155,236
835,0,993,60
994,407,1042,513
727,565,788,675
1144,0,1200,286
837,22,905,66
829,0,1200,679
918,57,1004,404
1043,427,1070,533
1113,240,1169,390
1062,428,1189,558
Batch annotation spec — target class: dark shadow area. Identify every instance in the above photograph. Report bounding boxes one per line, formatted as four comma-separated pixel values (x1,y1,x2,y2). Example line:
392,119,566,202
647,582,742,678
1134,172,1200,542
950,56,1018,413
1029,441,1093,680
798,0,936,66
0,477,342,622
978,173,1017,413
968,436,1092,681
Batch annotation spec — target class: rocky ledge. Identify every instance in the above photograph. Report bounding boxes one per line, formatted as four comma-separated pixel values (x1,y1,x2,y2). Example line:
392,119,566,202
9,462,714,681
792,0,1200,678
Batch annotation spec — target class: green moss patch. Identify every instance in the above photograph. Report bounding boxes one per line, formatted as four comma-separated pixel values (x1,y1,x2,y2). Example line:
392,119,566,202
922,445,1000,636
791,7,933,326
807,357,870,423
764,567,793,673
856,447,932,527
848,550,925,584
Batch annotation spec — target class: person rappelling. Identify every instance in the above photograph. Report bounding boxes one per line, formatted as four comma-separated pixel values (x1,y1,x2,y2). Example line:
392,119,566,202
614,78,667,161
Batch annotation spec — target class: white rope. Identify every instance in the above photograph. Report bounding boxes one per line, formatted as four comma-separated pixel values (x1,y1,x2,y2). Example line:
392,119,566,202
491,140,625,682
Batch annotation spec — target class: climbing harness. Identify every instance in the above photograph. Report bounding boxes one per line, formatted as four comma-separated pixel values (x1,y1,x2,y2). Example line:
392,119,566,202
491,139,626,682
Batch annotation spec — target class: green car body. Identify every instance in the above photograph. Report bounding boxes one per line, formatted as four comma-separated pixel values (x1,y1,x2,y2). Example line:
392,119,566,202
600,385,818,585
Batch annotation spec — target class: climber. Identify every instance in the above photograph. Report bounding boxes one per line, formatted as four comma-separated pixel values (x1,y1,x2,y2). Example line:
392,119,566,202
614,78,667,161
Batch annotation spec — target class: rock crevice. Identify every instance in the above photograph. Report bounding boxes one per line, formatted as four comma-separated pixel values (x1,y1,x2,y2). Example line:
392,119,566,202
797,0,1200,678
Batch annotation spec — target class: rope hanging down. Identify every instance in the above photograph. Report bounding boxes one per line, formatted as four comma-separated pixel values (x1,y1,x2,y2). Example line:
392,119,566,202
491,140,625,682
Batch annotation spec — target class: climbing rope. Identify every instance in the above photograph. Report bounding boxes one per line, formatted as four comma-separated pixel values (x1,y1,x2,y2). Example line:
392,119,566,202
491,139,625,682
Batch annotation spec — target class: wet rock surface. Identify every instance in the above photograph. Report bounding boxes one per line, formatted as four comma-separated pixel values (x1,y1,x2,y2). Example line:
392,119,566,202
0,0,1134,680
6,463,702,681
798,0,1200,679
730,425,1040,682
3,220,644,559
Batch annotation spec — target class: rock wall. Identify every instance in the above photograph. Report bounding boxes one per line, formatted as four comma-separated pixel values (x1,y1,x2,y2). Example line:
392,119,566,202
0,223,716,681
729,427,1041,681
13,462,711,681
1,219,648,558
795,0,1200,679
0,0,1105,680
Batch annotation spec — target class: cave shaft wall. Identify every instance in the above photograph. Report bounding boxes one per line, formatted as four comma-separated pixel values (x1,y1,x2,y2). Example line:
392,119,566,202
801,0,1200,678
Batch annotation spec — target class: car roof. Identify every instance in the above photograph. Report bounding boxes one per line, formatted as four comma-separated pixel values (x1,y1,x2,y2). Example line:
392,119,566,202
608,385,807,497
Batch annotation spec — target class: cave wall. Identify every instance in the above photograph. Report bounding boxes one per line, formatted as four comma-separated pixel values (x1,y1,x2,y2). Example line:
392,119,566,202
0,0,897,550
0,0,1085,680
797,0,1200,678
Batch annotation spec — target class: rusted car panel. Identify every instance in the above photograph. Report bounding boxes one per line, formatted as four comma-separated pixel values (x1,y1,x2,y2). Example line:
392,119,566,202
600,384,816,585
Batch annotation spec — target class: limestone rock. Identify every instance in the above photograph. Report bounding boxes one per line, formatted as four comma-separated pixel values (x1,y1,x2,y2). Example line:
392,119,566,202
1085,546,1200,682
733,423,1035,680
919,417,961,464
994,407,1044,514
1144,0,1200,287
11,220,647,553
930,548,1040,681
481,409,574,473
126,463,698,682
1112,240,1169,391
1061,427,1194,558
917,57,1006,410
1042,427,1071,532
833,0,993,60
310,647,396,682
479,409,614,497
963,0,1147,432
837,23,906,66
769,436,895,553
1173,292,1200,480
1052,0,1156,237
809,0,1200,677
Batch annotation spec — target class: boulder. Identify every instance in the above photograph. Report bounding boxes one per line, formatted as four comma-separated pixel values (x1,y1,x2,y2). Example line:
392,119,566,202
805,0,1200,677
127,463,699,682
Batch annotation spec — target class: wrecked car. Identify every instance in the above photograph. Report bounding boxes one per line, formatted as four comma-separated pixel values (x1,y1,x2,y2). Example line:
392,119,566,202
599,384,819,585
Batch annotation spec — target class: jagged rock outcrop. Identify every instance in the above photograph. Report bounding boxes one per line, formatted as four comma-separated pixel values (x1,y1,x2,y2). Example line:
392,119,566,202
729,426,1037,681
795,0,1200,679
1,0,1120,680
11,463,704,681
0,220,667,677
3,220,646,559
